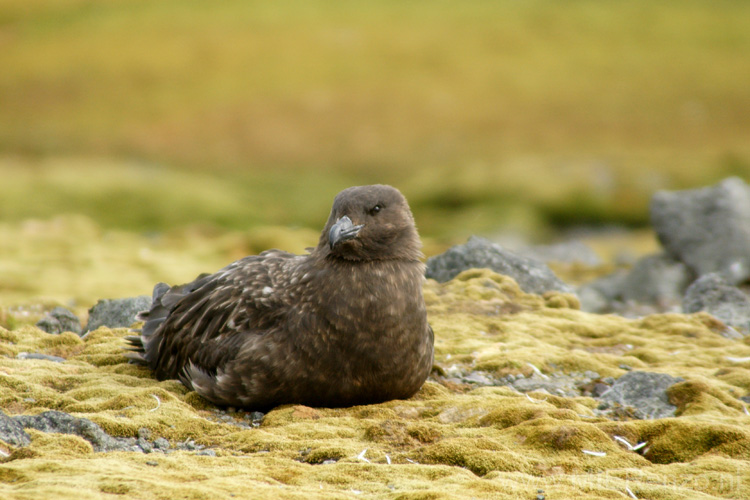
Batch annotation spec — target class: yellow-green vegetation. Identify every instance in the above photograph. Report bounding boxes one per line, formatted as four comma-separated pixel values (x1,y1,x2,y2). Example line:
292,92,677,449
0,214,323,314
0,213,653,312
2,2,750,496
2,1,750,236
2,270,750,499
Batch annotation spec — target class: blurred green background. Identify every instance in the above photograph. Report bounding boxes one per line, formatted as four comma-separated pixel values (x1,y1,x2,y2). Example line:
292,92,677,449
2,0,750,243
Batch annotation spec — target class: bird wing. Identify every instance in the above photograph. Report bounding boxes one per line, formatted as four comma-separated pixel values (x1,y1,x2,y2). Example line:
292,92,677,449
140,249,297,381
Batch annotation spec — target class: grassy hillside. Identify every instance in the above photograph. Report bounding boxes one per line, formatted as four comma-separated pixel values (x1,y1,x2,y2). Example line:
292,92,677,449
1,0,749,235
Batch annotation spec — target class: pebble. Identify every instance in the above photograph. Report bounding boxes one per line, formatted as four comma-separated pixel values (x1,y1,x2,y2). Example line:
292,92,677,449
462,372,493,386
153,438,170,450
16,352,65,363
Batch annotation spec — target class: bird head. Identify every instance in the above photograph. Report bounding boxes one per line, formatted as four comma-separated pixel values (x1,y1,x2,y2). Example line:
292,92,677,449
320,185,422,262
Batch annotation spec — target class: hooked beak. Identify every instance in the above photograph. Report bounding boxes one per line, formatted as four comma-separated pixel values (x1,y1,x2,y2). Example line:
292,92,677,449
329,215,364,250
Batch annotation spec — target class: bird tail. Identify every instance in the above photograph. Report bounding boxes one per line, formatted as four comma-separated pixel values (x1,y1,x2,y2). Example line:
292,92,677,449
123,274,211,368
123,282,172,367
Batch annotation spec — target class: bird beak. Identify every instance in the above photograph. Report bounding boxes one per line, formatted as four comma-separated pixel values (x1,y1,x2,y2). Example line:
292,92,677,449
329,215,364,250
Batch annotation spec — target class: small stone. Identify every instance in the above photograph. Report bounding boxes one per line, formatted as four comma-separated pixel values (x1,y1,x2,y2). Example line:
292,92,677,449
137,437,152,453
522,241,602,267
577,271,628,313
598,371,684,419
180,440,197,451
35,316,62,335
153,437,170,450
13,411,136,452
651,177,750,285
592,383,611,398
84,296,152,333
576,286,610,314
683,273,750,333
36,307,82,335
0,410,31,447
462,372,493,386
512,377,578,398
146,461,159,467
196,449,216,457
620,253,691,306
16,352,65,363
425,236,574,295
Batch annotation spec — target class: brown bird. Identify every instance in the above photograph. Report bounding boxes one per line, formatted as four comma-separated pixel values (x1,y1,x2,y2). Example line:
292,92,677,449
126,184,434,411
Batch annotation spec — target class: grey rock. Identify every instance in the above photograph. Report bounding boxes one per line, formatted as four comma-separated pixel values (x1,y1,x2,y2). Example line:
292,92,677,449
576,286,610,314
153,437,170,451
36,307,82,335
247,411,265,423
512,376,580,398
35,316,61,335
14,410,135,452
84,295,151,333
599,371,684,419
16,352,66,363
621,253,692,306
137,437,153,453
462,372,493,386
0,410,31,447
425,236,574,295
196,449,216,457
176,439,199,451
577,271,628,313
682,273,750,333
591,383,611,398
650,177,750,285
522,240,602,267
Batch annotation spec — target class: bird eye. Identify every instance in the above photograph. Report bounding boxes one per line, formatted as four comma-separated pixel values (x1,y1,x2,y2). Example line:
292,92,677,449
369,204,382,216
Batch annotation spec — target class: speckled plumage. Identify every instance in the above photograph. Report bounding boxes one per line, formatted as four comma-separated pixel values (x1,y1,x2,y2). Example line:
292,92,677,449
126,185,434,410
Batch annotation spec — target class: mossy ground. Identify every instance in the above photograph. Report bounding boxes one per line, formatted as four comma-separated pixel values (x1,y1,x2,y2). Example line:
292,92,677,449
2,222,750,499
3,2,749,495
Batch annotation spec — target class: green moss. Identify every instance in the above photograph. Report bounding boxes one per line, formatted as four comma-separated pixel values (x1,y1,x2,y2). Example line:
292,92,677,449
668,380,746,416
2,231,750,499
301,447,347,465
416,439,524,476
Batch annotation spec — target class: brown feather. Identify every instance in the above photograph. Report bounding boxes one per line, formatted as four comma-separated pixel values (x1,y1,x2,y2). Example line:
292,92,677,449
129,185,434,411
